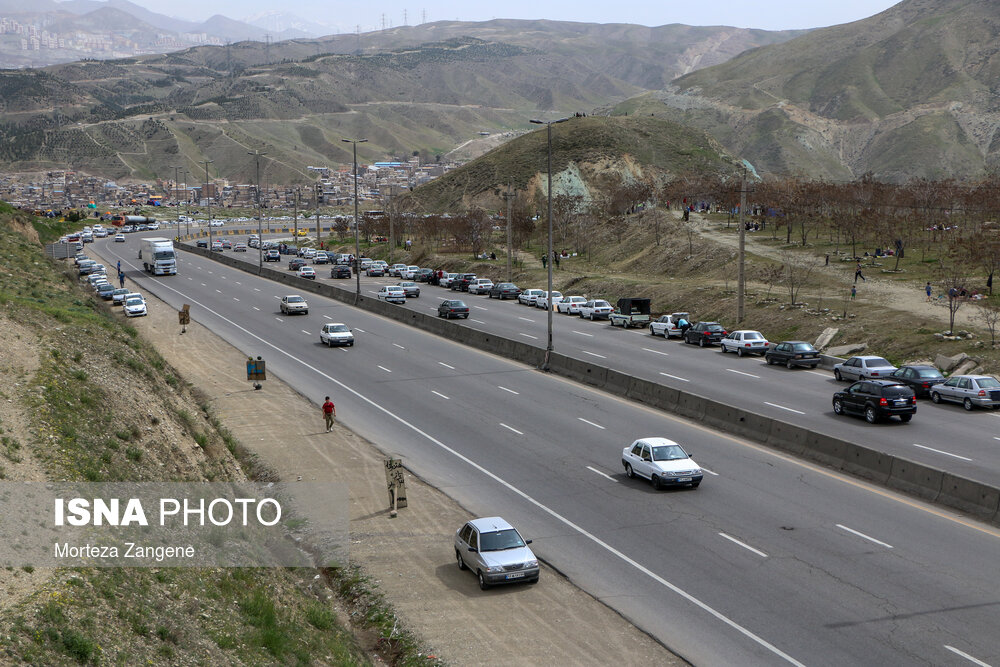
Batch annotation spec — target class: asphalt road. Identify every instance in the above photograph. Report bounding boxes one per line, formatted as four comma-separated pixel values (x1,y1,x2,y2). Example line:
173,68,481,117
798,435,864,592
90,231,1000,666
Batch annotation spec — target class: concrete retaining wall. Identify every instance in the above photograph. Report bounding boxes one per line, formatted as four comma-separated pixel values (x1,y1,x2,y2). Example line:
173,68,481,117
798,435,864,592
181,244,1000,526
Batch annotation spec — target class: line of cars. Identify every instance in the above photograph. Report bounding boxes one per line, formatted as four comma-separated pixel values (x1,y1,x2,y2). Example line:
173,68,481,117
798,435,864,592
74,252,147,317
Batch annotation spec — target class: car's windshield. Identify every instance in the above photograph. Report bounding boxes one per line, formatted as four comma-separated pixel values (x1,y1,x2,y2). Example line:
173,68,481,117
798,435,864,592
329,325,349,333
977,377,1000,388
479,528,526,551
651,445,688,461
287,296,304,303
125,299,143,307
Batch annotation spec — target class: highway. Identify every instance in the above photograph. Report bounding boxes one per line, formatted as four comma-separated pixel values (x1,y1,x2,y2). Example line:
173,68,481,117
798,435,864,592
91,230,1000,666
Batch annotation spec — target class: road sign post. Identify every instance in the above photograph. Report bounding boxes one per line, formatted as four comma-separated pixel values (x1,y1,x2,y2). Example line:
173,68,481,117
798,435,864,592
246,356,266,390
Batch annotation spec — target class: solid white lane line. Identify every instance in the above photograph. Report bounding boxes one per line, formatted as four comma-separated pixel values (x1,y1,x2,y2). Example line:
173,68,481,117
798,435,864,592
574,330,594,337
836,524,893,549
367,290,377,295
393,343,405,349
273,295,281,299
142,271,807,667
439,362,455,369
642,347,668,356
944,645,991,667
578,417,605,430
432,390,450,400
995,437,1000,441
252,306,260,311
913,444,972,461
518,316,535,322
583,350,607,359
355,328,366,333
764,402,805,415
428,307,438,312
474,305,488,310
727,368,760,379
804,370,828,377
660,372,689,382
500,423,524,435
377,365,392,373
520,333,538,339
323,315,333,320
275,317,283,322
587,466,617,482
718,533,768,558
471,319,486,324
498,386,519,395
301,330,310,335
701,467,719,476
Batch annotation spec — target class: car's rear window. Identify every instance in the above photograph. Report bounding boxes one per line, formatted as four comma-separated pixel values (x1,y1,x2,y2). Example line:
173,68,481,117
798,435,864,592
792,343,814,351
744,332,763,340
595,301,611,307
915,369,943,378
977,377,1000,389
706,325,724,332
882,386,911,397
869,358,892,366
479,528,525,552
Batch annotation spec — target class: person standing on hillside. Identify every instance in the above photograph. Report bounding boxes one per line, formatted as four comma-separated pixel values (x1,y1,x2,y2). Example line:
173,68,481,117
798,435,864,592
854,262,866,283
925,282,932,301
321,396,336,432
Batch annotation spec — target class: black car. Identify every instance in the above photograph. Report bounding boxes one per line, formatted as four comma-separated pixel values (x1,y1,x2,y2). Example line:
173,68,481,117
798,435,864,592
833,380,916,423
330,265,352,279
264,249,280,262
488,282,521,299
438,300,470,319
889,365,946,398
196,239,209,248
415,268,435,282
451,273,477,292
682,322,727,346
288,258,308,271
765,341,821,369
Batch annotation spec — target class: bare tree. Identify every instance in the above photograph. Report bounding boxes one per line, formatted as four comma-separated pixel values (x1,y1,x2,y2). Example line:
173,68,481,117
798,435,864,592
939,254,969,334
780,250,814,305
977,303,999,347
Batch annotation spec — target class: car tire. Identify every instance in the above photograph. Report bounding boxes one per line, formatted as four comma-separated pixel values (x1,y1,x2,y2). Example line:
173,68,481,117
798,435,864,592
690,482,700,489
303,311,308,315
899,414,913,423
456,550,467,570
963,398,974,411
931,392,941,404
462,314,469,319
833,399,844,415
737,347,744,358
698,337,705,348
720,345,726,353
834,369,843,381
478,571,489,591
624,463,634,478
651,475,662,491
864,406,879,424
786,360,794,369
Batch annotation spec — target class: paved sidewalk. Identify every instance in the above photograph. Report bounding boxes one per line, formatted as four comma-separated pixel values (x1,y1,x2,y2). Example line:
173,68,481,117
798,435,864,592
133,293,683,665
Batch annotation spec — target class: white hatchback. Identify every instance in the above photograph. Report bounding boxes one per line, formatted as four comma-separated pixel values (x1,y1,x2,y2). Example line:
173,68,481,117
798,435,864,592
467,278,494,295
535,291,563,310
556,296,586,314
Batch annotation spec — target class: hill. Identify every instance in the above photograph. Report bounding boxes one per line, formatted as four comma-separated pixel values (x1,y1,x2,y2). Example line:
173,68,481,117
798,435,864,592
403,115,737,212
628,0,1000,181
0,20,802,182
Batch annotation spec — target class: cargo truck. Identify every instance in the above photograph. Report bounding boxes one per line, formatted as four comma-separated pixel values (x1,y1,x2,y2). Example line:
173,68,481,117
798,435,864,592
138,237,177,275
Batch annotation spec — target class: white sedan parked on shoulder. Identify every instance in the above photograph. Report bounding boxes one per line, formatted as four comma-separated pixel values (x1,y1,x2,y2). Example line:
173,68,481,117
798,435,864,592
578,299,613,320
535,291,563,310
720,330,769,357
467,278,494,295
556,296,587,314
518,289,545,305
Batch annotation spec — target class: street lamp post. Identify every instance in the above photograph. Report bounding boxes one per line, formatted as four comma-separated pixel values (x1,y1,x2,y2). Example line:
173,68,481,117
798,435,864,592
202,159,213,247
342,138,368,304
249,150,266,273
530,117,569,370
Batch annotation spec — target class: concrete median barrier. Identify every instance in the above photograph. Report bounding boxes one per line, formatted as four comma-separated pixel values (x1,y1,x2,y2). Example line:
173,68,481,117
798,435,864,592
625,378,680,413
886,458,943,502
937,473,1000,523
549,353,608,388
840,442,892,484
604,369,632,397
765,420,808,456
673,391,707,422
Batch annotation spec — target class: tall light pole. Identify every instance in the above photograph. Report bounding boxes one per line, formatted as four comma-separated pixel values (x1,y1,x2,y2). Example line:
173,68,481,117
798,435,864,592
342,138,367,304
202,159,213,247
249,150,266,274
530,117,569,370
172,165,182,235
503,180,514,284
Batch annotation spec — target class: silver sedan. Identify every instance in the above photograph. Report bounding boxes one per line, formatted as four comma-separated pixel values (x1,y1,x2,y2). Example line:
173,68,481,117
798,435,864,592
930,375,1000,410
833,355,897,381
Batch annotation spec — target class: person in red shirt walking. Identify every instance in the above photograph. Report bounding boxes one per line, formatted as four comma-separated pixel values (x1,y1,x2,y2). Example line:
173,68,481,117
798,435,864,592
322,396,336,432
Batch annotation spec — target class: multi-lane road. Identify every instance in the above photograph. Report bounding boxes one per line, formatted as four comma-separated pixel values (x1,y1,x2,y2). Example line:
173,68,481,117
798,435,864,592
91,230,1000,666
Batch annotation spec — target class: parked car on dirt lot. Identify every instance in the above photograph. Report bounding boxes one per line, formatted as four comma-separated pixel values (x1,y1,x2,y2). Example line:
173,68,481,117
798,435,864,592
764,341,820,368
833,380,916,423
930,375,1000,410
720,330,769,356
682,322,727,346
621,437,703,489
454,517,539,590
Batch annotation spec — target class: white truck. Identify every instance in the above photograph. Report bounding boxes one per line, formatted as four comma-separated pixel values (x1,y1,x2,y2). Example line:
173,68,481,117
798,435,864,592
138,237,177,275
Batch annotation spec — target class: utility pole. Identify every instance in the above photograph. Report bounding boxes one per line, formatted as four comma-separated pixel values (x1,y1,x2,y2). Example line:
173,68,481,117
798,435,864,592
314,183,320,253
201,159,213,245
248,150,266,274
293,187,299,248
342,138,367,304
737,166,748,323
503,180,514,283
387,183,394,265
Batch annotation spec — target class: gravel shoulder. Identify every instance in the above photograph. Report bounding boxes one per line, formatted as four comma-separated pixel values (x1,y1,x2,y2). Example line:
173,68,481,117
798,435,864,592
135,290,684,665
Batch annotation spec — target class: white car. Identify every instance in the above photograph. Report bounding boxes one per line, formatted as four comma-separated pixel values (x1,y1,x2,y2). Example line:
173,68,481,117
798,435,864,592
114,233,126,242
621,437,703,489
320,323,354,347
377,285,407,303
518,289,545,305
280,295,309,315
390,263,408,277
300,248,317,259
298,266,317,279
649,313,690,338
123,297,147,317
579,299,613,320
439,272,460,288
467,278,494,295
556,296,586,314
401,265,421,280
535,291,563,310
209,220,224,227
720,330,770,357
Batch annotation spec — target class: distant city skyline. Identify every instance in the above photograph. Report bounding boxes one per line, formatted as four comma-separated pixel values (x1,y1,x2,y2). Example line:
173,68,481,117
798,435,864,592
114,0,903,35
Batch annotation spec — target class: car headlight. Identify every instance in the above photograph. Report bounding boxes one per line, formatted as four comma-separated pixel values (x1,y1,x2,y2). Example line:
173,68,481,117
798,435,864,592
486,565,505,574
661,471,678,477
525,559,538,568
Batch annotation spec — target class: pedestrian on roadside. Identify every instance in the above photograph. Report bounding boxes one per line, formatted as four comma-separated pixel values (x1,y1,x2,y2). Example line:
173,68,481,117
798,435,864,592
851,285,857,300
554,253,560,268
321,396,336,432
825,254,829,266
541,254,547,268
854,262,866,283
118,271,125,288
117,260,121,273
925,282,932,301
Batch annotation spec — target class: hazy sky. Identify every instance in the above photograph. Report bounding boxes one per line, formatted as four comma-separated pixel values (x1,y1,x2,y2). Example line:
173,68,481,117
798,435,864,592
129,0,903,33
